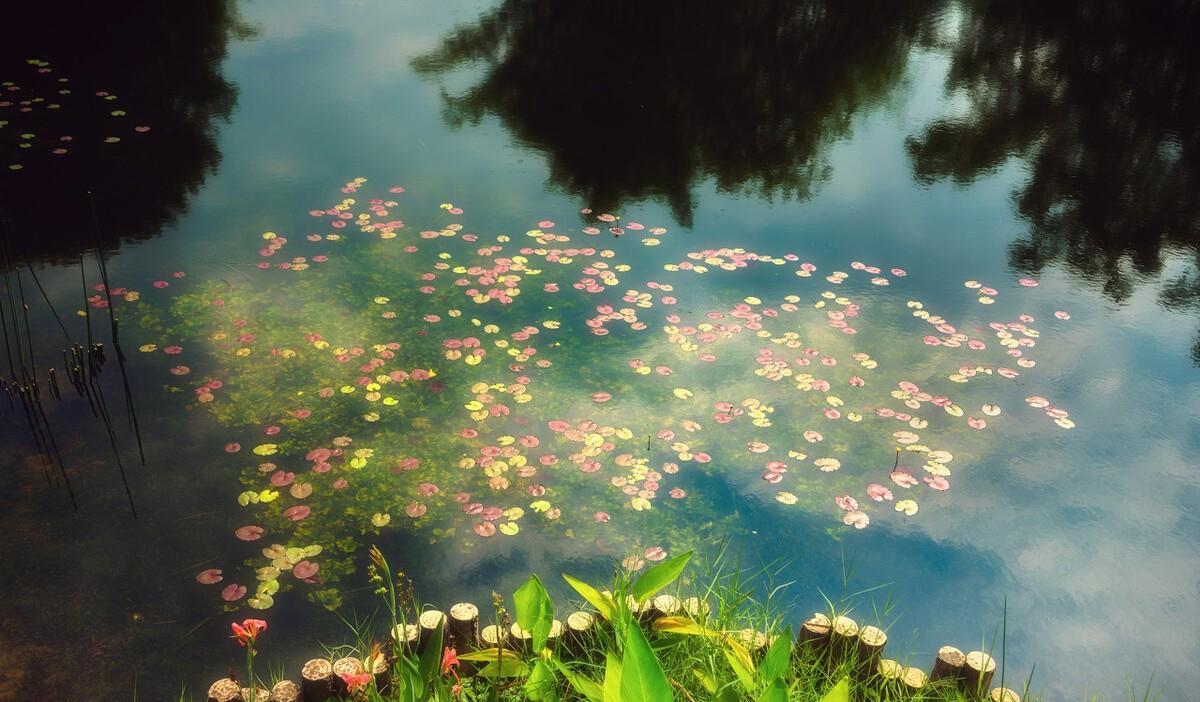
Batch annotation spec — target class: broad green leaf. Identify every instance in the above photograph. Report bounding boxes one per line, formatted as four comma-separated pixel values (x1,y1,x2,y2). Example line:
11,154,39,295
653,615,722,638
514,574,555,651
457,647,523,662
716,688,740,702
759,626,792,685
620,623,674,702
692,669,717,694
723,638,756,694
551,658,603,702
756,676,787,702
525,660,559,701
630,550,693,604
476,657,529,678
417,615,444,684
818,677,850,702
602,652,622,702
562,572,615,621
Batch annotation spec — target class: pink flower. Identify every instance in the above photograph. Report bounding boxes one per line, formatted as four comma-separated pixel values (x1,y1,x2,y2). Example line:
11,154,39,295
340,672,373,693
230,619,267,648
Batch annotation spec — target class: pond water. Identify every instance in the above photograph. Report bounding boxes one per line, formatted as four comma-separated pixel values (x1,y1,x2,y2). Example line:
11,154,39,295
1,1,1197,700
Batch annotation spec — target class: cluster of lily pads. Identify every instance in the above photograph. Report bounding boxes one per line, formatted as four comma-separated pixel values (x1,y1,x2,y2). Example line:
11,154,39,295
2,58,150,171
122,178,1074,612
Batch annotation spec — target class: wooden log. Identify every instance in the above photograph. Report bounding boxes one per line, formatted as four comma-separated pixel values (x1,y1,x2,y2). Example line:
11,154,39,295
796,612,831,653
649,594,682,621
510,619,563,651
546,618,564,648
929,645,966,683
829,615,859,665
448,602,480,650
564,611,596,653
391,623,420,654
418,610,446,653
480,623,508,649
299,659,333,702
207,678,242,702
268,680,300,702
734,628,770,657
363,652,390,693
990,688,1022,702
899,666,927,692
962,651,996,694
855,625,887,678
681,596,711,620
331,657,364,696
876,658,903,682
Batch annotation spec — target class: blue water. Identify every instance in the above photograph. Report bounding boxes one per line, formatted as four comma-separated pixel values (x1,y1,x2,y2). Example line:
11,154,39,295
1,1,1197,700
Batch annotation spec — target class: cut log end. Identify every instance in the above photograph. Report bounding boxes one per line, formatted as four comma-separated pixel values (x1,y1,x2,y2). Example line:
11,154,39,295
964,650,997,691
681,596,711,619
268,680,300,702
331,657,364,696
480,624,508,647
877,659,903,681
930,645,966,681
448,602,480,649
735,628,770,653
830,615,859,639
651,594,682,618
392,623,420,648
566,610,595,633
858,625,887,649
207,678,241,702
419,609,446,631
990,687,1022,702
900,666,927,690
299,658,333,702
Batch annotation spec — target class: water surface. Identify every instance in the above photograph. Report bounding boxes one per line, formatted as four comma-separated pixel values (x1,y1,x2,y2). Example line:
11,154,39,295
0,1,1197,700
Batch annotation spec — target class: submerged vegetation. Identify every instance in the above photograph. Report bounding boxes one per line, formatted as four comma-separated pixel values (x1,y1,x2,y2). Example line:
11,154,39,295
114,178,1081,614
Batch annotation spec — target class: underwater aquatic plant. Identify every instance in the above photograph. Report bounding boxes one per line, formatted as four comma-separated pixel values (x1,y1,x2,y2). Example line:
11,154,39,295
129,178,1078,613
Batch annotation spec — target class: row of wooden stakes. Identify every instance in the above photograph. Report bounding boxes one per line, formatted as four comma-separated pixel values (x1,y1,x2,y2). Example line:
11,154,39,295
207,596,1023,702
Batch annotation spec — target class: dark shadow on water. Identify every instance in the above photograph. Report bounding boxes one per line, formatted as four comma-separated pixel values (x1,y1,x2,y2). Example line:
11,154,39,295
412,0,940,226
906,0,1200,363
0,2,256,262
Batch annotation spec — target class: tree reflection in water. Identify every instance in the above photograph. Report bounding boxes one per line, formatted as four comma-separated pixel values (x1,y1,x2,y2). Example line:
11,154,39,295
412,0,937,226
0,2,257,261
906,0,1200,362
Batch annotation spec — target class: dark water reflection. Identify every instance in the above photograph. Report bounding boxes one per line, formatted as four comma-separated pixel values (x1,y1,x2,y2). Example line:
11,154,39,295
0,2,254,261
906,0,1200,360
412,0,938,226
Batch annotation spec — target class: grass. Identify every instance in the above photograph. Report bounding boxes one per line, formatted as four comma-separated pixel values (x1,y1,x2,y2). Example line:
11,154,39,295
183,544,1164,702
